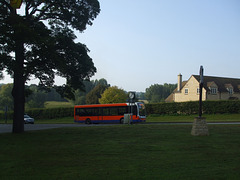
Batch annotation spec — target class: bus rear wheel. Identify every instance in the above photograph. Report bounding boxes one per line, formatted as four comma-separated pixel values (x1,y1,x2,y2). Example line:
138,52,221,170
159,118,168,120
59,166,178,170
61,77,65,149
120,118,124,124
85,118,92,124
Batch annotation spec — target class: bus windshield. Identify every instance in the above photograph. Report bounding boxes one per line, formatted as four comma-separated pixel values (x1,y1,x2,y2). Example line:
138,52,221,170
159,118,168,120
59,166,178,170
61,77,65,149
137,103,146,116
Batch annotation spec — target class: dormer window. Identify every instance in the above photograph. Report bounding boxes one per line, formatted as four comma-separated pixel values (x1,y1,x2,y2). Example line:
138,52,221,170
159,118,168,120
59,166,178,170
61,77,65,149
225,84,233,95
210,88,217,94
228,88,233,95
207,81,218,95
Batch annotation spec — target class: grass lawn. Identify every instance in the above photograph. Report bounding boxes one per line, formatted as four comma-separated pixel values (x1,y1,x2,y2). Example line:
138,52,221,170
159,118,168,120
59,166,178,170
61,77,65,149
0,124,240,179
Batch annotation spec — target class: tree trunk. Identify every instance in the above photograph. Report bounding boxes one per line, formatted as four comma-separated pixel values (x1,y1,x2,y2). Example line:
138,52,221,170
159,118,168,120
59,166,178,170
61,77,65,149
12,39,25,133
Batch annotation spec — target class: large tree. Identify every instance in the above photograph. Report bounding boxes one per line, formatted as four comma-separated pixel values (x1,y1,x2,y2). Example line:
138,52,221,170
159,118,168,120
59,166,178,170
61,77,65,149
86,84,109,104
99,86,127,104
0,0,100,133
145,83,177,103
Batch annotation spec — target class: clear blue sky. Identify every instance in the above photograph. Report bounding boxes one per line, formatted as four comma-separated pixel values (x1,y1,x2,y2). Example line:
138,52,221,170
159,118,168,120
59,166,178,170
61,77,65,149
1,0,240,92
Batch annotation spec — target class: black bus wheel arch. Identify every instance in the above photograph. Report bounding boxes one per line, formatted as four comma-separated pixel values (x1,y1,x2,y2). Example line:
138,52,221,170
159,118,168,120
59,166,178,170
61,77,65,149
85,118,92,124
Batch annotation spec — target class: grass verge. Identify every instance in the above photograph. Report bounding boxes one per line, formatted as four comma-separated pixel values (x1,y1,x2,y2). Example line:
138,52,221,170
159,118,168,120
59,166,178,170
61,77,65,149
147,113,240,122
0,124,240,179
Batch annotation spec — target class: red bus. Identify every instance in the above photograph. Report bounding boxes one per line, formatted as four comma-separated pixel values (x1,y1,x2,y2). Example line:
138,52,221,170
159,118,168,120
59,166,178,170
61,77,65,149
74,102,146,124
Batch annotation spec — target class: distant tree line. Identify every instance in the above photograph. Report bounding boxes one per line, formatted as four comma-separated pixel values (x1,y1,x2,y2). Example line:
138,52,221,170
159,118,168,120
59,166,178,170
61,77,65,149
0,78,112,111
0,80,177,111
0,83,66,111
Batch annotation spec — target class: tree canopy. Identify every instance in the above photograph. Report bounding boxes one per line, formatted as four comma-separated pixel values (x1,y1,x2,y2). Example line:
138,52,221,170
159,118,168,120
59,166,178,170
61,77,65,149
86,84,109,104
99,86,127,104
0,0,100,94
0,0,100,133
72,78,109,105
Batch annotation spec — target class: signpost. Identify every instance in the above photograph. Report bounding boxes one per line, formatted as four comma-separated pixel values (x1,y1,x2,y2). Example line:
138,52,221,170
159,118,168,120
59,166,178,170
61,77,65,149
191,66,209,136
199,66,204,117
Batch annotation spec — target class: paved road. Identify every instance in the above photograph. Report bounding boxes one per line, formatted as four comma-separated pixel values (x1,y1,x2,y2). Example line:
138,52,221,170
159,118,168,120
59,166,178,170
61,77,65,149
1,122,240,134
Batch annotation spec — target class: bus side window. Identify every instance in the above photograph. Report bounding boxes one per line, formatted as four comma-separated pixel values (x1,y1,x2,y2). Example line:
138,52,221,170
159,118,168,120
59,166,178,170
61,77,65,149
118,107,127,115
99,108,103,116
93,108,98,116
75,108,80,116
102,108,109,116
86,108,94,116
77,108,86,116
109,107,118,116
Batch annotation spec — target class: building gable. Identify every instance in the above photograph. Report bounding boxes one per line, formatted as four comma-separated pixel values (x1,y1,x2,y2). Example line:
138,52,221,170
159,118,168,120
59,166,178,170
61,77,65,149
174,75,202,102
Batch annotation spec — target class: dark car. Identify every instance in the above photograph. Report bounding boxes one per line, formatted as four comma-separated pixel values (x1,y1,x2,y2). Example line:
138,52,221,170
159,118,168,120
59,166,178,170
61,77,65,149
24,115,34,124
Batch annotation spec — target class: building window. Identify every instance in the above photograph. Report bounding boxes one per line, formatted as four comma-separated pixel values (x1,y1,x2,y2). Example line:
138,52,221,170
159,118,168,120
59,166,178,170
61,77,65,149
185,88,188,94
210,88,217,94
228,88,233,95
197,88,200,94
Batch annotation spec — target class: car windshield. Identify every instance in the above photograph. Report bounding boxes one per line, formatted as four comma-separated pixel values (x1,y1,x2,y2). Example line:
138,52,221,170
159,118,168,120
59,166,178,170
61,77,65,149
24,115,30,118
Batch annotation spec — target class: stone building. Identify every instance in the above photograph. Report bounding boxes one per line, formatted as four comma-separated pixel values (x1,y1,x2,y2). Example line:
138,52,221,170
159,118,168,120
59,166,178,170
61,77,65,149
165,74,240,102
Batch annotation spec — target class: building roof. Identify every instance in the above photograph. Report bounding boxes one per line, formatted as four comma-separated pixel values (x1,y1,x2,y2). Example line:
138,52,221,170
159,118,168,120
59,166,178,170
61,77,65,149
173,81,187,93
192,75,240,93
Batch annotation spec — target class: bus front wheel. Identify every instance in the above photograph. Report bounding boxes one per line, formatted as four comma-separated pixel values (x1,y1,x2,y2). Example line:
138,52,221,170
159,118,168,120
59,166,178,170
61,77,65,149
85,118,92,124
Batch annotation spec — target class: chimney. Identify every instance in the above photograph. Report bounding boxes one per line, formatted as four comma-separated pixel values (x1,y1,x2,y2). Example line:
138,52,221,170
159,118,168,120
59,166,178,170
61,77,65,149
177,73,182,91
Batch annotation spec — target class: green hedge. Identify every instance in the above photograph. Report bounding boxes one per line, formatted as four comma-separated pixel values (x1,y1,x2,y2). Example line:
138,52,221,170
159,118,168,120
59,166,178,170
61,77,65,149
0,107,74,121
0,111,13,121
145,101,240,115
26,107,74,119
